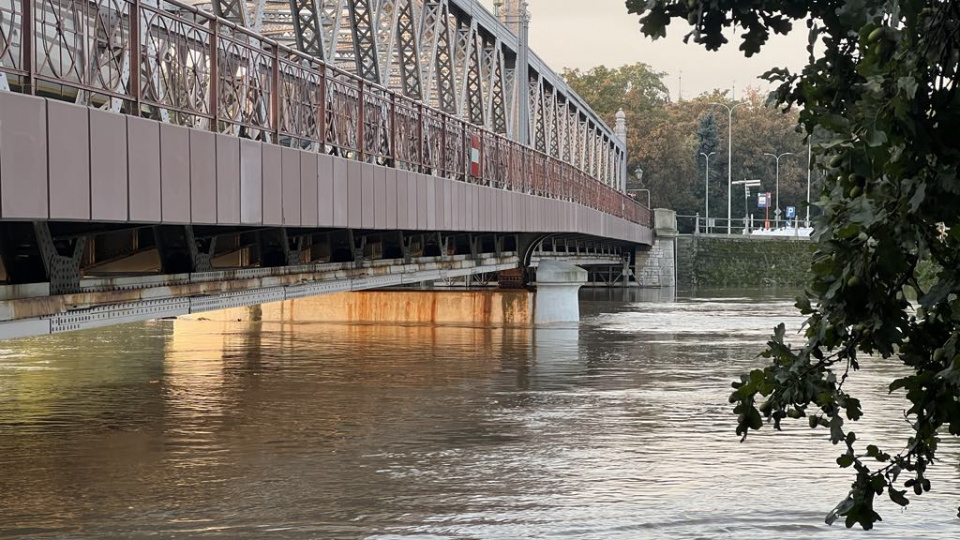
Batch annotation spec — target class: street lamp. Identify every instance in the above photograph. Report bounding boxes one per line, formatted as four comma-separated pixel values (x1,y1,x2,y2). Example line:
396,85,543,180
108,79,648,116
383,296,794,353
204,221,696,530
732,179,761,233
629,168,651,208
710,101,750,235
763,151,795,229
805,139,812,228
700,151,716,233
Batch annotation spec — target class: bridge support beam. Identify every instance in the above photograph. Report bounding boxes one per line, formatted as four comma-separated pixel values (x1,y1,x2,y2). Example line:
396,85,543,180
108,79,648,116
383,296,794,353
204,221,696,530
534,260,587,324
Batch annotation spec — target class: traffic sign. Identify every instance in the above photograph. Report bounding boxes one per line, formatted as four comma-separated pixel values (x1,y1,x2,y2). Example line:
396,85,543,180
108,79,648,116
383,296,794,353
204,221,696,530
786,206,796,219
757,192,769,208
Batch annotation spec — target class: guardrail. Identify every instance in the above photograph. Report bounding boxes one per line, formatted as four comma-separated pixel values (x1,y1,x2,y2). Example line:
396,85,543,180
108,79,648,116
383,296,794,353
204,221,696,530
0,0,650,227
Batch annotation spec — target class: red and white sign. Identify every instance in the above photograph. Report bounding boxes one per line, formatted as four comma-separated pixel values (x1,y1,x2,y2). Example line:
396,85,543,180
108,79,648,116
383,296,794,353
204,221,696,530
469,133,482,177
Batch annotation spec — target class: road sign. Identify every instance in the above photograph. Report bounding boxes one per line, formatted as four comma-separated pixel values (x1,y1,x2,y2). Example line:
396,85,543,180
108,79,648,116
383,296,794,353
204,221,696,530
758,192,769,208
786,206,796,219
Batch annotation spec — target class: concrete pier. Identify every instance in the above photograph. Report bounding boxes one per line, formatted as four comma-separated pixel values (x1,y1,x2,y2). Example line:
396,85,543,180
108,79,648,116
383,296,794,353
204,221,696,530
533,261,588,324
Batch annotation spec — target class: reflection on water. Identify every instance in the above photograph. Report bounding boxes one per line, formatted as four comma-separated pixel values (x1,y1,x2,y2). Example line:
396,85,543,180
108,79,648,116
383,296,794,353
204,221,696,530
0,289,957,538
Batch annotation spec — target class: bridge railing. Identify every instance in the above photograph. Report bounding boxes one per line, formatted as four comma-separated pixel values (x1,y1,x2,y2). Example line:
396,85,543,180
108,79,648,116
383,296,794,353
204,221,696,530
0,0,650,227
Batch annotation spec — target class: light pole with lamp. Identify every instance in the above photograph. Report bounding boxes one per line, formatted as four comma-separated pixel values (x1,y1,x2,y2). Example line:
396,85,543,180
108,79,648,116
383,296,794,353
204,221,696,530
700,151,716,234
763,151,795,229
732,179,761,233
710,101,749,235
628,168,651,208
805,139,812,228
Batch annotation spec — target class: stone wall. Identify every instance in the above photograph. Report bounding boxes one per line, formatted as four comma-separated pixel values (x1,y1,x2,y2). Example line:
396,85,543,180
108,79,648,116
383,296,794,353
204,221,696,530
635,237,676,288
676,235,813,288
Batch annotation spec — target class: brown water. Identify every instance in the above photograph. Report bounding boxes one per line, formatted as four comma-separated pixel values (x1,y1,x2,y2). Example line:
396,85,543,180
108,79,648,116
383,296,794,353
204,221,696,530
0,289,957,539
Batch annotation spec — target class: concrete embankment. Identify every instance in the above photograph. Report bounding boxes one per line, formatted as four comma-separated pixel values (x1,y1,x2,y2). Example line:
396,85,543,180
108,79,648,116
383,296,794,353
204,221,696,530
676,234,813,288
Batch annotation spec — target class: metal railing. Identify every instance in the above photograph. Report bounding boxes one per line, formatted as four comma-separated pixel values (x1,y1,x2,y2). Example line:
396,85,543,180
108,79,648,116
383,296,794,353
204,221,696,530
0,0,650,227
678,214,812,237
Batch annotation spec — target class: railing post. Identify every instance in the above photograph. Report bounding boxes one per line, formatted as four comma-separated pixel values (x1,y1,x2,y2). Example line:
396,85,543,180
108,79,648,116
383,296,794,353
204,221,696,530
357,82,365,161
209,18,219,131
389,93,397,167
318,65,326,148
22,0,34,95
271,44,280,143
417,103,424,173
129,0,141,114
439,114,446,178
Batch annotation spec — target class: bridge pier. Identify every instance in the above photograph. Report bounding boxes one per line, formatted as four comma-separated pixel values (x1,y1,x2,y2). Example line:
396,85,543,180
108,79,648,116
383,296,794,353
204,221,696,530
533,260,587,324
635,209,678,288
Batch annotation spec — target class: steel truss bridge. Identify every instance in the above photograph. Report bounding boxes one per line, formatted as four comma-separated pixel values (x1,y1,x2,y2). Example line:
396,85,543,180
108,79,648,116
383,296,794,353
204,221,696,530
0,0,653,339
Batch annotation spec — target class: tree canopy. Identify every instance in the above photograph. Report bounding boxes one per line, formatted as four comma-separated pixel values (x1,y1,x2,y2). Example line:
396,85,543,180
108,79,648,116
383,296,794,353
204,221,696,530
625,0,960,530
563,65,809,226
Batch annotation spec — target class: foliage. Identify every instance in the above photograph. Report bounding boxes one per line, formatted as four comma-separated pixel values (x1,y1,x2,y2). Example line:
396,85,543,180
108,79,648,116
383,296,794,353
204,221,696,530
626,0,960,529
564,65,809,220
696,113,720,158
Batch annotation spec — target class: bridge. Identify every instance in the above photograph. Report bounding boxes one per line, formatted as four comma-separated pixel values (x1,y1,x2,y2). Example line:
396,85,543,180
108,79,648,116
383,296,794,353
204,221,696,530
0,0,661,338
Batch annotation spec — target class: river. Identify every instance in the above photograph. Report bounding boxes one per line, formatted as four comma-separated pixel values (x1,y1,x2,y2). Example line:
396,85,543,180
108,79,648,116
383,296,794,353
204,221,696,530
0,289,957,538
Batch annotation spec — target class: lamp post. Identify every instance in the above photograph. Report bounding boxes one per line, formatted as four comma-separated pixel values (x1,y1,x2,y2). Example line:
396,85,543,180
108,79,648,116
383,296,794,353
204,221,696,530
805,140,812,228
710,101,749,235
763,151,795,229
700,151,716,234
629,168,651,208
732,179,761,233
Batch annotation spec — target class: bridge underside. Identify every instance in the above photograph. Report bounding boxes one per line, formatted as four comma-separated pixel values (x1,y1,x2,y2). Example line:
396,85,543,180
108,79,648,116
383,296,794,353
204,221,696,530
0,220,638,339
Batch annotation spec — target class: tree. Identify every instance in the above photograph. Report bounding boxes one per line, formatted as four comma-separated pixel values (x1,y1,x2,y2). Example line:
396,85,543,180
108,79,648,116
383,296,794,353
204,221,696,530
562,63,670,192
626,0,960,529
696,113,720,158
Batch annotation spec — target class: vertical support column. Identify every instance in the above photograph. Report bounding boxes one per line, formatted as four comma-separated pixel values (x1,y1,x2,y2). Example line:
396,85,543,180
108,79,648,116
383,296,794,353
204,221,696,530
534,260,586,324
32,223,87,294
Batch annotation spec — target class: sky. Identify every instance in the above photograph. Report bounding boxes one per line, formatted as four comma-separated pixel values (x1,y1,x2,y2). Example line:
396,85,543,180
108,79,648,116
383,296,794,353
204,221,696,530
479,0,810,100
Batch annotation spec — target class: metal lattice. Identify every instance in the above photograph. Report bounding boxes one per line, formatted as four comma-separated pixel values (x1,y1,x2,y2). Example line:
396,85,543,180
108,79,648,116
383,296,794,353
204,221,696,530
347,0,380,82
290,0,325,58
463,26,484,126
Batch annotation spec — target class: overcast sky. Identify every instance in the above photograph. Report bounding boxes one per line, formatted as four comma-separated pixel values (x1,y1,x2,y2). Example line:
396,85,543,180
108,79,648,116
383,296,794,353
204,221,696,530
480,0,810,99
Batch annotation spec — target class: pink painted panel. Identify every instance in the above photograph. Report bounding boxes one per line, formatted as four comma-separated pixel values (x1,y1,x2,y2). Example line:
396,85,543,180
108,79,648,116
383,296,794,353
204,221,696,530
459,183,468,231
435,178,448,230
281,147,301,227
397,170,410,229
361,163,375,229
471,184,480,232
448,182,459,231
464,184,474,232
331,156,349,227
480,187,499,232
0,93,47,219
89,109,127,221
348,160,362,229
240,139,262,225
374,166,387,229
384,168,398,229
262,145,282,226
416,174,428,229
501,190,509,232
424,175,436,230
405,171,418,229
317,154,334,227
300,151,318,227
127,116,161,222
191,130,217,224
160,123,190,223
47,100,89,220
216,134,241,224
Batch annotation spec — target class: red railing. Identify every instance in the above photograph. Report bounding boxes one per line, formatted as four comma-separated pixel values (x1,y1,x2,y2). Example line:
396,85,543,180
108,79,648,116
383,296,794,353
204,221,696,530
0,0,651,227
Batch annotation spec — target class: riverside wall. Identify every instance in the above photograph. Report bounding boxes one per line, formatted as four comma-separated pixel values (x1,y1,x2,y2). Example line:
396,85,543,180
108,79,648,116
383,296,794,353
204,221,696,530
676,234,813,288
